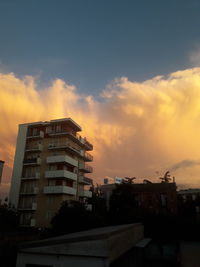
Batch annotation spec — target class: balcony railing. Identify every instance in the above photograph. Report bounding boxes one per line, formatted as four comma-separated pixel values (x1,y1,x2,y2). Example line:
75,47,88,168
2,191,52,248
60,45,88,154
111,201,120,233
25,144,43,152
48,143,80,155
79,163,93,173
18,203,37,210
20,218,36,227
20,187,39,195
79,190,92,198
27,131,44,139
48,131,93,151
76,133,93,151
43,185,76,195
23,158,41,165
45,170,77,181
80,151,93,162
79,176,93,185
48,143,93,161
46,155,78,167
21,172,40,180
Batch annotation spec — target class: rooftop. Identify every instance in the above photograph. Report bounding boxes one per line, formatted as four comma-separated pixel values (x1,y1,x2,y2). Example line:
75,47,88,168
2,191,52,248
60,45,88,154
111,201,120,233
101,182,177,192
18,224,144,265
20,117,82,131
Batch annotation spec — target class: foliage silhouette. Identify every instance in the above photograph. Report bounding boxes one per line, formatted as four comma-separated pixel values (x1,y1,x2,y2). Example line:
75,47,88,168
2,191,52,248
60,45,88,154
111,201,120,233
0,203,18,231
51,200,105,235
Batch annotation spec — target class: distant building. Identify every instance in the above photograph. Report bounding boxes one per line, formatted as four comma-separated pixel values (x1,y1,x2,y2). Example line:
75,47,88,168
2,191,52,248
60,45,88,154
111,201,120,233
9,118,93,228
0,160,4,184
178,188,200,201
103,176,124,185
178,189,200,216
101,182,177,214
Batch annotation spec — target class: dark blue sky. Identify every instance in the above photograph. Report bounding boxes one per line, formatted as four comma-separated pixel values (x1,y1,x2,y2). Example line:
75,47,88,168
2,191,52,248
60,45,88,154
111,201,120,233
0,0,200,95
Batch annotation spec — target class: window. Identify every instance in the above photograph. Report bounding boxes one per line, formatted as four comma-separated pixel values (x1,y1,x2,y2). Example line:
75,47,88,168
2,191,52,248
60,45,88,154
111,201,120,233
32,128,38,136
47,197,54,205
161,194,167,207
56,179,63,186
56,125,61,133
48,180,55,186
49,165,57,171
46,211,54,221
46,126,53,134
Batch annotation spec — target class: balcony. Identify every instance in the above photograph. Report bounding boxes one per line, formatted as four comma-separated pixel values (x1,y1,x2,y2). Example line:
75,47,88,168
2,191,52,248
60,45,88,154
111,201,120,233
21,172,40,180
80,151,93,162
76,134,93,151
48,143,93,161
79,163,93,173
48,143,80,156
25,144,43,152
79,190,92,198
18,203,37,211
20,218,36,227
43,185,76,195
20,187,39,195
27,131,44,139
82,139,93,151
45,170,77,181
79,176,93,185
23,158,41,165
48,131,93,151
46,155,78,167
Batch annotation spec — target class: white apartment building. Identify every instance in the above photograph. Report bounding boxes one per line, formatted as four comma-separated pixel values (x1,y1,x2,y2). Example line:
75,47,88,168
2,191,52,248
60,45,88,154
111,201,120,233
9,118,93,228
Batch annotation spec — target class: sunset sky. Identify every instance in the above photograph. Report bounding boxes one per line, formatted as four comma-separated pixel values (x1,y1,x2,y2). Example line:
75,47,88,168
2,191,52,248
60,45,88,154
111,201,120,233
1,0,200,195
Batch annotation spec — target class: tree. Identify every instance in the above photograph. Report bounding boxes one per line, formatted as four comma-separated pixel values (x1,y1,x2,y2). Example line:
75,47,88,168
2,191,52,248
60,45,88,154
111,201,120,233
51,200,104,235
0,203,18,231
123,177,136,184
109,183,139,225
159,171,171,183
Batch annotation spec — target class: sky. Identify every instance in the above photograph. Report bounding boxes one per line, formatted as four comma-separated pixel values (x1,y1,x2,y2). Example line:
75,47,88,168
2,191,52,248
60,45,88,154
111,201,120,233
1,0,200,196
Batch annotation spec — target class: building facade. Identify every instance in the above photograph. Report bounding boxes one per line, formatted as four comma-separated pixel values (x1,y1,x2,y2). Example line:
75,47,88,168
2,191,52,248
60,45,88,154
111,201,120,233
101,182,177,214
9,118,93,228
178,189,200,218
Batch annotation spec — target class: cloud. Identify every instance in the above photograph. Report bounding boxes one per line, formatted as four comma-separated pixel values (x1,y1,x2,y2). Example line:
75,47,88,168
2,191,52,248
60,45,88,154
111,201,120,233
189,48,200,67
1,68,200,194
170,160,200,171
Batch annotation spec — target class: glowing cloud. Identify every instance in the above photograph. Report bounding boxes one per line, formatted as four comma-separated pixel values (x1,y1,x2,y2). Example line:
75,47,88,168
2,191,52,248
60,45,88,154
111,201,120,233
1,68,200,195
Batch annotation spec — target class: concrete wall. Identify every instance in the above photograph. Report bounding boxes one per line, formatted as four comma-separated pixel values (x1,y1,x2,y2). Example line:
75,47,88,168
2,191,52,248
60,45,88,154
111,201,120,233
9,124,28,208
17,253,109,267
16,224,144,267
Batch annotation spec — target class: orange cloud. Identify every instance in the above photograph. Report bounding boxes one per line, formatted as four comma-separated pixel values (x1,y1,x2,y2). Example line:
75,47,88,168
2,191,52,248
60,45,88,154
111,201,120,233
1,68,200,195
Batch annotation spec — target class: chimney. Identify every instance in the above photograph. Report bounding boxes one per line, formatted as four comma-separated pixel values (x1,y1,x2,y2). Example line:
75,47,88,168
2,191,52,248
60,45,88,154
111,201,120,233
0,161,5,184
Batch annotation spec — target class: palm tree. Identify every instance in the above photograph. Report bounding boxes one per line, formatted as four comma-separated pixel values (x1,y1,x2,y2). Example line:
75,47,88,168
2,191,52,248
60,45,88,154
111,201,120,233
159,171,171,183
124,177,136,184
